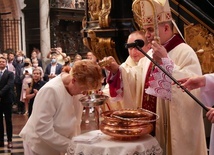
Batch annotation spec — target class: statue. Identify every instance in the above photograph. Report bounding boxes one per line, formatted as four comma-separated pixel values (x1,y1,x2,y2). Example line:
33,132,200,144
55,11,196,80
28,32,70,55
83,30,120,63
200,34,214,73
88,0,102,20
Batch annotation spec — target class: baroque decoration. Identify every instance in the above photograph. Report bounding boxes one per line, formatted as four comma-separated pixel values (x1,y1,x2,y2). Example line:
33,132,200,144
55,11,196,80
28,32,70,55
184,24,214,74
83,0,120,62
83,30,120,63
132,0,145,30
88,0,111,28
50,19,87,55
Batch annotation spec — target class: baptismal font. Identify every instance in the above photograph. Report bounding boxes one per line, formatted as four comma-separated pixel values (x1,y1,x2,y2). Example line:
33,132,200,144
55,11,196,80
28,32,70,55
79,91,109,129
79,91,159,140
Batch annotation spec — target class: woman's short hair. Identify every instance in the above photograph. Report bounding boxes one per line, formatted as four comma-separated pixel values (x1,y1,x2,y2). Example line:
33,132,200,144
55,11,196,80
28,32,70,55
71,60,103,90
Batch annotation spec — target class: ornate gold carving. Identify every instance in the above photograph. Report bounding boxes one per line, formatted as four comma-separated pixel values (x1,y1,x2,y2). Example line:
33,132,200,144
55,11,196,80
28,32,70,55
88,0,111,28
98,0,111,28
88,0,102,20
132,0,144,30
82,16,87,29
184,24,214,74
83,30,120,63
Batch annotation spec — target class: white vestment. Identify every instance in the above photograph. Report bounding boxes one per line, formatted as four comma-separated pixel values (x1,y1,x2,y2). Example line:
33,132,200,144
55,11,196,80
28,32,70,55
119,43,207,155
20,75,83,155
201,73,214,155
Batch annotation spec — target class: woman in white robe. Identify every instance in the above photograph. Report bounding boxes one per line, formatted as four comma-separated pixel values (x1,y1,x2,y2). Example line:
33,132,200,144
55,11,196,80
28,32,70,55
19,60,103,155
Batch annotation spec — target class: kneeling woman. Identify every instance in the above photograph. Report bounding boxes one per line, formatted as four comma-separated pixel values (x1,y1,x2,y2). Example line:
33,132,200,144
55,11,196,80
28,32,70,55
20,60,103,155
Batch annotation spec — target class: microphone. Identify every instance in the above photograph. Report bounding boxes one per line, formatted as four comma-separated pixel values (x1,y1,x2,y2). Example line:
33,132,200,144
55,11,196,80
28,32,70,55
125,39,145,49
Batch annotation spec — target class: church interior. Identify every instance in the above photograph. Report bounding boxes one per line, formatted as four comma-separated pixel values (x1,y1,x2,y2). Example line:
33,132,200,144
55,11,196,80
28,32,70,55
0,0,213,154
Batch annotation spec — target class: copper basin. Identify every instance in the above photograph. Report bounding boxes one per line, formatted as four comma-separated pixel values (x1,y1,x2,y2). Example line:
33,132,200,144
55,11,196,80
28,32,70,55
100,109,158,140
100,122,153,140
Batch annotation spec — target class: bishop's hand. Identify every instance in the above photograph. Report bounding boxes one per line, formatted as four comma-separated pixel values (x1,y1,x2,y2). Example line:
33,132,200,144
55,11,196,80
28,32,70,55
98,56,119,74
151,40,168,64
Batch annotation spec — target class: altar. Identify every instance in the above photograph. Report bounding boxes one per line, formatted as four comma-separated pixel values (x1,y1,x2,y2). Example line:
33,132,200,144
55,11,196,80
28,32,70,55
67,130,162,155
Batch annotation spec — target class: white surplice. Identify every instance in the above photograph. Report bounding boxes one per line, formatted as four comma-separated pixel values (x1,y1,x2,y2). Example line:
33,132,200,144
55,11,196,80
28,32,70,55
119,43,207,155
201,73,214,155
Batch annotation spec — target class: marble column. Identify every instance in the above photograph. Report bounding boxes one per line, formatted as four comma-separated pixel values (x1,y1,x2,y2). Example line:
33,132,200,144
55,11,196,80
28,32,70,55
39,0,51,68
17,0,26,53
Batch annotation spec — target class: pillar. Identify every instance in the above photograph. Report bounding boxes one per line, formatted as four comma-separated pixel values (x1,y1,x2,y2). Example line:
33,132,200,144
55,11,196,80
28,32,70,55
39,0,50,68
